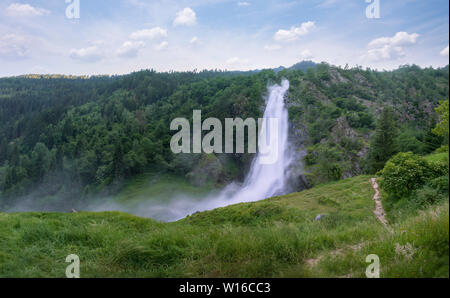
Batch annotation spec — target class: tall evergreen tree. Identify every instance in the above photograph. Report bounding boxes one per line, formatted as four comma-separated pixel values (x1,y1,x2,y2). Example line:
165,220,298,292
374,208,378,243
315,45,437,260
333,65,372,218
0,139,7,164
365,107,398,173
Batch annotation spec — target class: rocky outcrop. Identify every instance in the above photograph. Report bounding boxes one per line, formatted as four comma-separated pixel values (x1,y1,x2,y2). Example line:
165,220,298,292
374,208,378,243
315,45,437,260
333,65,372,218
329,68,350,84
329,116,358,144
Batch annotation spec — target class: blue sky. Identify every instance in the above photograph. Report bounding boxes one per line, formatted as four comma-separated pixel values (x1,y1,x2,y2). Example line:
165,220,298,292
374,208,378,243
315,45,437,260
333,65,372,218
0,0,448,77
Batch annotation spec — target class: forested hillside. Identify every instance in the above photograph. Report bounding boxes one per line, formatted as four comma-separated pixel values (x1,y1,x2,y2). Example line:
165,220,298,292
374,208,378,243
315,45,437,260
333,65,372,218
0,63,448,210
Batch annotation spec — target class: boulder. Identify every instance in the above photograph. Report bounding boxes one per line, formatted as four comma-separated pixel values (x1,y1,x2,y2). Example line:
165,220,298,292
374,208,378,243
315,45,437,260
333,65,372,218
315,214,327,221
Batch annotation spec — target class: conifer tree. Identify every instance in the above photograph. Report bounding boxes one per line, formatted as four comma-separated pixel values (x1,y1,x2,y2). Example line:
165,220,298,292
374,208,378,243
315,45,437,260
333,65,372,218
365,107,398,173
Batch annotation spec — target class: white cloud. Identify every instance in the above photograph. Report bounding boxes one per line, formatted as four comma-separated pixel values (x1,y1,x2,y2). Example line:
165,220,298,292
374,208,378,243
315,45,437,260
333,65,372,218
365,32,419,62
368,32,419,48
274,21,316,42
69,46,103,62
0,34,29,60
440,45,449,57
6,3,50,17
238,2,251,7
366,45,405,62
299,49,313,60
117,41,145,58
130,27,167,40
173,7,197,26
264,44,281,51
154,41,168,51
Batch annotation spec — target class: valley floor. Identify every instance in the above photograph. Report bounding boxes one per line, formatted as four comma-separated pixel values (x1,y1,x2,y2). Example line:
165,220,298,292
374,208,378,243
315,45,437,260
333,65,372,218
0,176,448,278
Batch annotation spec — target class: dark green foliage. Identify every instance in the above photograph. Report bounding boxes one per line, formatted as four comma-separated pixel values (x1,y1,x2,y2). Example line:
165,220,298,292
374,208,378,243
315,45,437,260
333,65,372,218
304,145,348,184
427,175,449,193
365,107,398,173
333,97,365,112
412,186,446,207
423,129,445,153
395,128,426,154
288,106,303,121
317,63,331,81
346,111,375,129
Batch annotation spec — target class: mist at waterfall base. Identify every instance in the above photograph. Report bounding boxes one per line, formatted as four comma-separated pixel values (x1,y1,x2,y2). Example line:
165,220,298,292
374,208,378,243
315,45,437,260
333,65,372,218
88,79,298,222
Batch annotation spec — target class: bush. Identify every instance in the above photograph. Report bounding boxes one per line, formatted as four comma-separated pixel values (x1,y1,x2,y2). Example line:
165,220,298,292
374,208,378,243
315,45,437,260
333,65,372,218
427,175,449,194
326,163,343,181
380,152,447,200
411,186,445,208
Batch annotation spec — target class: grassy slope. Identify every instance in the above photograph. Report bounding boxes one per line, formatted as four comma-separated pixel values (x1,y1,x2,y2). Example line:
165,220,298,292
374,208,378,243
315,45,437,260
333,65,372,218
0,175,448,278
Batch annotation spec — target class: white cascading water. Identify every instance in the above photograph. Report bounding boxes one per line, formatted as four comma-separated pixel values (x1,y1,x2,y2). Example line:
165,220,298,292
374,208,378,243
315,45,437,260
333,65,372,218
161,79,293,220
235,79,291,199
206,79,292,207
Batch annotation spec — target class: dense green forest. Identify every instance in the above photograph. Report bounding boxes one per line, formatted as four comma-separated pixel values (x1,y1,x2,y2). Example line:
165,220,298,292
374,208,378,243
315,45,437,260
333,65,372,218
0,63,448,210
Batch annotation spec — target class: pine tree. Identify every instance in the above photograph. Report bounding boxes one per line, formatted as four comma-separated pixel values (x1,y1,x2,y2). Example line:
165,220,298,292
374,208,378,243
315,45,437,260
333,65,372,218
365,107,398,174
0,139,7,164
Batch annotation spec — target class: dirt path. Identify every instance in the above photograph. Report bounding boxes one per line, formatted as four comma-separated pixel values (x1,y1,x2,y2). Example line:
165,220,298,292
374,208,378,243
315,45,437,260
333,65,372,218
304,178,392,271
370,178,391,232
305,243,364,268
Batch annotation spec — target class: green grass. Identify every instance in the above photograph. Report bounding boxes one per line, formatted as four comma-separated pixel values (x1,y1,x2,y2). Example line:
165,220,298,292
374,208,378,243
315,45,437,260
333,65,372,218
0,175,448,278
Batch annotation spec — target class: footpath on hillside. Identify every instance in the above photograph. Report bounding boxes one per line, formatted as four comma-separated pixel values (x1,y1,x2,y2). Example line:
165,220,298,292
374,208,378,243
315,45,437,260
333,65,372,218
370,178,392,232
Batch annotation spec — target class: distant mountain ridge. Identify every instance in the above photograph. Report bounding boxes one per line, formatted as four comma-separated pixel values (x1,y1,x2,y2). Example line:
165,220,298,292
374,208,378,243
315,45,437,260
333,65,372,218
273,60,317,73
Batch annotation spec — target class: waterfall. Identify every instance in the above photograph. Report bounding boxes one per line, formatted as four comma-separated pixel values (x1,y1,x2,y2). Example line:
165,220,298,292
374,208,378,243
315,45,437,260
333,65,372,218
209,79,292,206
161,79,293,220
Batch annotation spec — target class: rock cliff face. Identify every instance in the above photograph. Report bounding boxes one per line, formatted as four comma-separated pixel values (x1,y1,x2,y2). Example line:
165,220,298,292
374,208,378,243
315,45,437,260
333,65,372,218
329,116,358,144
328,116,368,178
329,68,350,84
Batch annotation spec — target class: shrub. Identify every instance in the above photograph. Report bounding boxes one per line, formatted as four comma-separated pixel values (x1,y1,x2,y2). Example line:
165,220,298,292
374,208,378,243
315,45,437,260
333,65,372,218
427,175,449,194
380,152,447,200
326,163,343,181
429,162,449,178
411,186,445,208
